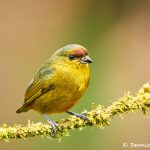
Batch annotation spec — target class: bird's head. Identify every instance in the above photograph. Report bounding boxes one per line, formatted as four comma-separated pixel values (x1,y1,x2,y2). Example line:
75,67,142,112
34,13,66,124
51,44,93,67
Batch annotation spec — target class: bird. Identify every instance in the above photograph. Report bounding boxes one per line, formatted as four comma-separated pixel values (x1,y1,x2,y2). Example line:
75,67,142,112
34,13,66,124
16,44,93,135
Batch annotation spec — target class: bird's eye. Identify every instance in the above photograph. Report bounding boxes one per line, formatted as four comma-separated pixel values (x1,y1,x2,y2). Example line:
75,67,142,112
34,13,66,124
69,55,75,60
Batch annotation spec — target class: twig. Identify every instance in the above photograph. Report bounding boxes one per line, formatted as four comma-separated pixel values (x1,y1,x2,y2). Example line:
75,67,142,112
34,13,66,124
0,83,150,142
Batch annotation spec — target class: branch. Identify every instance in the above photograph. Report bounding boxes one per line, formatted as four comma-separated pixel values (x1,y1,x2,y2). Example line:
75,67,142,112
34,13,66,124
1,83,150,142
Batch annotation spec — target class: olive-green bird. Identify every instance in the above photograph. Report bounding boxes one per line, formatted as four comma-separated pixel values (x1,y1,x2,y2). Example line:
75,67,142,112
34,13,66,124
16,44,93,133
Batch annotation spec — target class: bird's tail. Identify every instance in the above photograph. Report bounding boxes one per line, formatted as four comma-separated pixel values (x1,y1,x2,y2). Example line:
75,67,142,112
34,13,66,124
16,106,28,113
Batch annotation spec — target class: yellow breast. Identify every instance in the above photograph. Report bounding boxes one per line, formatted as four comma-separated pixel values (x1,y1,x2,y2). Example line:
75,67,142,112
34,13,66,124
51,62,90,113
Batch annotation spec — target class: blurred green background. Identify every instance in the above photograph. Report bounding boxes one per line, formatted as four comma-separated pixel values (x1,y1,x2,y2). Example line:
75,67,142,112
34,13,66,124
0,0,150,149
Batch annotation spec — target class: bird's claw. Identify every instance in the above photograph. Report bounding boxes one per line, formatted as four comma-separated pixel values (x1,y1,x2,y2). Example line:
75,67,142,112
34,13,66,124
44,114,58,138
67,111,90,121
47,120,58,138
76,113,90,121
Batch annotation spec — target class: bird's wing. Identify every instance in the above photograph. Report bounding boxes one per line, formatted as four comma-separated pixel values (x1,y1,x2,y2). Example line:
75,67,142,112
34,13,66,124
24,65,55,105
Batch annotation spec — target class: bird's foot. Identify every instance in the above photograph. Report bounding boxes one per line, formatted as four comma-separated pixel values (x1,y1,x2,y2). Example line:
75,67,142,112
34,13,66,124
66,111,89,121
44,114,58,138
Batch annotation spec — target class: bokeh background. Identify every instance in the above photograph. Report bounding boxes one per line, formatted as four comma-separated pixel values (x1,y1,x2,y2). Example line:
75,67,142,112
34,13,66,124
0,0,150,149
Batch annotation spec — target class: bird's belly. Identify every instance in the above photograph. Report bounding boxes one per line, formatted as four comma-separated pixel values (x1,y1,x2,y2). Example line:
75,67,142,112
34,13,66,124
32,85,85,114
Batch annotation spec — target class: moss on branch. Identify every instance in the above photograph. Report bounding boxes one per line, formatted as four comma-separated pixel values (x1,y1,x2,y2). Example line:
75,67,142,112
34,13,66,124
1,83,150,142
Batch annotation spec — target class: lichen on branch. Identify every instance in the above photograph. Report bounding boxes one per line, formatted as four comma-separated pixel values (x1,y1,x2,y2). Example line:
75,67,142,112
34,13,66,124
0,83,150,142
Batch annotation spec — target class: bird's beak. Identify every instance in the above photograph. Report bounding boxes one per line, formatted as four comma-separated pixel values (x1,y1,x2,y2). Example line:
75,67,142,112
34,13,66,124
80,56,93,64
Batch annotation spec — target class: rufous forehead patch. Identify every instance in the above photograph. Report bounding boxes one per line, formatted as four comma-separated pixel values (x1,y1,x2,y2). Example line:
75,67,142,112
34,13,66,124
70,48,88,57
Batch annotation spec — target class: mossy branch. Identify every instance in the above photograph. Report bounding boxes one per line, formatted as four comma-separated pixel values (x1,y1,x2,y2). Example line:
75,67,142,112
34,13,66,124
1,83,150,142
